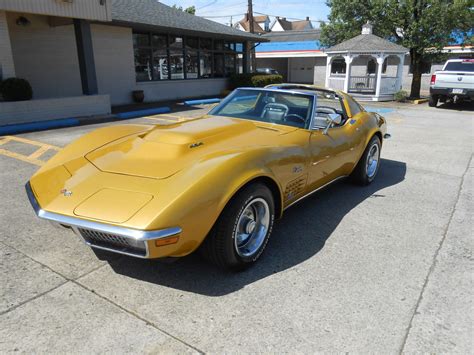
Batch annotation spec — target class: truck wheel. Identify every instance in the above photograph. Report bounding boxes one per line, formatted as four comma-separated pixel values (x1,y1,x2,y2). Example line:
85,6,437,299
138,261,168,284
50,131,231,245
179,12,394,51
200,183,275,270
429,95,438,107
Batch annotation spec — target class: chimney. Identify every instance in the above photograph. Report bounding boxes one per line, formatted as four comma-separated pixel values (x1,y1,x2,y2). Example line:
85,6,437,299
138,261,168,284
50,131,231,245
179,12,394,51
282,17,286,21
362,21,373,35
306,16,310,21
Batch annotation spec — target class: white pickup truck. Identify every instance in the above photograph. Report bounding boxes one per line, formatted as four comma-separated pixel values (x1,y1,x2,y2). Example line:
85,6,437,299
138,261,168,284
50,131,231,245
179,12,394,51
429,59,474,107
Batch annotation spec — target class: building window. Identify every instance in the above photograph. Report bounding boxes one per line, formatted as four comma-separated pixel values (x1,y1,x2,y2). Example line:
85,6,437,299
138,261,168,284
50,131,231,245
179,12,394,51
133,33,242,82
331,58,346,74
409,59,431,74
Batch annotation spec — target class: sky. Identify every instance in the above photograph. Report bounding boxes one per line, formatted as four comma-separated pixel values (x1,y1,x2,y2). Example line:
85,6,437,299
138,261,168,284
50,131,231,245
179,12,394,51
160,0,330,28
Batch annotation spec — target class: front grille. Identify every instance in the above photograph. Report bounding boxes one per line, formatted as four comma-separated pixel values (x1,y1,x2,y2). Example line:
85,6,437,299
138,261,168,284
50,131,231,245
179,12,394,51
78,228,147,257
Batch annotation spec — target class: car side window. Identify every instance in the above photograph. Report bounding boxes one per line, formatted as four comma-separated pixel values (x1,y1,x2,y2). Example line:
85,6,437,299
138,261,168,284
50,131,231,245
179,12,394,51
346,96,364,117
313,92,347,128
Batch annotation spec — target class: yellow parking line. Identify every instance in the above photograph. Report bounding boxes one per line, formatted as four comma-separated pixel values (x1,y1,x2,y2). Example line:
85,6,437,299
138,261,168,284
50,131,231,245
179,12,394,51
0,136,61,165
2,135,61,150
28,145,51,160
0,148,44,166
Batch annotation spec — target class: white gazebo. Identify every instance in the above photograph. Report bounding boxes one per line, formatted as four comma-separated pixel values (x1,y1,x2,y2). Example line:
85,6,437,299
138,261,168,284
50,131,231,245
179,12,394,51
324,23,408,101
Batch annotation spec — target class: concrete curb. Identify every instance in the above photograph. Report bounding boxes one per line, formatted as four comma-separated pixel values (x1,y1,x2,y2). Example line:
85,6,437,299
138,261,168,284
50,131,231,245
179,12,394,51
0,118,80,136
184,98,221,106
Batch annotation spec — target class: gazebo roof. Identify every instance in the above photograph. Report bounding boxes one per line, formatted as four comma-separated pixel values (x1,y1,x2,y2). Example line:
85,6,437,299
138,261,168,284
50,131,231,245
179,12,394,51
325,33,407,54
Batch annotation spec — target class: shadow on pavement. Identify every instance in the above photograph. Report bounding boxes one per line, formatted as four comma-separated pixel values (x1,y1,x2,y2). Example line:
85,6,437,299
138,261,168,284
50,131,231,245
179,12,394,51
436,101,474,112
106,158,406,296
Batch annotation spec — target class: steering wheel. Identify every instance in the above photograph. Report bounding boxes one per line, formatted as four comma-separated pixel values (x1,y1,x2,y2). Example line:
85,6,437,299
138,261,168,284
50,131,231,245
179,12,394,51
285,114,306,124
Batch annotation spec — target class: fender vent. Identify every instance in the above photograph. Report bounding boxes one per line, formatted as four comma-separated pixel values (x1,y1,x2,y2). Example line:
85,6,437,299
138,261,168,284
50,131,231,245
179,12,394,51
284,175,307,201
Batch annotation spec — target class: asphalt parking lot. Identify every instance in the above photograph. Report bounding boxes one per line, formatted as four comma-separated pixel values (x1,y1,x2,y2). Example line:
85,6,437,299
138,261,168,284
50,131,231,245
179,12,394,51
0,102,472,353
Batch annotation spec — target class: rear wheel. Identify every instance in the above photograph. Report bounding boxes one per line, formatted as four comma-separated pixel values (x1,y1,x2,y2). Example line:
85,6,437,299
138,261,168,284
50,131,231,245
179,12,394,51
200,183,275,270
429,95,438,107
350,135,381,185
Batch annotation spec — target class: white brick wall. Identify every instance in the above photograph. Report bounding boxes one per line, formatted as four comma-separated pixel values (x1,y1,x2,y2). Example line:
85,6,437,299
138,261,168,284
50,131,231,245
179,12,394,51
0,10,15,79
0,95,110,125
0,0,111,21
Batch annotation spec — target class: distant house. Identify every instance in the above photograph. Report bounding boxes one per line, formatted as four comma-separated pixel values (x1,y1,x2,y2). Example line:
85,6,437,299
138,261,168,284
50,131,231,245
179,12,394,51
234,14,270,33
270,17,313,32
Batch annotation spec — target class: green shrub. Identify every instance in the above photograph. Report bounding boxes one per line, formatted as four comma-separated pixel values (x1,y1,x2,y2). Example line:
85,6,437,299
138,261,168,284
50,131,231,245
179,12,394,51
0,78,33,101
394,90,408,102
229,73,283,89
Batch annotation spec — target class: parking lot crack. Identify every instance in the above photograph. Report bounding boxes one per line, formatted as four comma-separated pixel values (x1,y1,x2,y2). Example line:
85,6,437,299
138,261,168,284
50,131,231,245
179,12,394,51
399,154,473,354
72,279,205,354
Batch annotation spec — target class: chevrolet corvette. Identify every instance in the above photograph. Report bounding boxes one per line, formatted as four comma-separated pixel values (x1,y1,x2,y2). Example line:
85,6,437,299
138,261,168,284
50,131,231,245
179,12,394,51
26,84,389,270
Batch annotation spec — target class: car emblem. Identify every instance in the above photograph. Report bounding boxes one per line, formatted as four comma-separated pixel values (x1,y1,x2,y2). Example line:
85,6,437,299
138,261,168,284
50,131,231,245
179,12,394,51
60,189,72,197
458,76,462,81
292,166,303,173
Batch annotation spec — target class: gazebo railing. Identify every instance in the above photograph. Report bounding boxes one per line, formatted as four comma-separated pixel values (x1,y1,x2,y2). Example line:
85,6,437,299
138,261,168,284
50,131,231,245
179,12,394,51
380,77,398,95
348,76,376,93
328,77,344,90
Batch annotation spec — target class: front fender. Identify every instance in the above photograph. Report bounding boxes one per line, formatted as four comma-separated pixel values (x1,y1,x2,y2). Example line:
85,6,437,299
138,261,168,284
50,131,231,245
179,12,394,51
130,148,283,257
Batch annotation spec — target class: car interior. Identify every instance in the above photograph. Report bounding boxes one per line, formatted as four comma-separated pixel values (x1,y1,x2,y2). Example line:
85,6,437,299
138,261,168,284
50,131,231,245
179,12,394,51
212,89,347,130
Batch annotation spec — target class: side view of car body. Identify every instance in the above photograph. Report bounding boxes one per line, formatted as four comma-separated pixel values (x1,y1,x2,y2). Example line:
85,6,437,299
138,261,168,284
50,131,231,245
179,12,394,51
26,84,388,270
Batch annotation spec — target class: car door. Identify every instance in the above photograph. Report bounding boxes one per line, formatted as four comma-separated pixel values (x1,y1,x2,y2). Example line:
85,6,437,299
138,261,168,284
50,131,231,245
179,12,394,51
306,95,364,191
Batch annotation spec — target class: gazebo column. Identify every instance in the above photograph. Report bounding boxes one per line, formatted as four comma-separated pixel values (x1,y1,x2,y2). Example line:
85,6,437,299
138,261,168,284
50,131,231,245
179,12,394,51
325,55,332,88
343,55,353,93
396,54,405,91
374,54,386,99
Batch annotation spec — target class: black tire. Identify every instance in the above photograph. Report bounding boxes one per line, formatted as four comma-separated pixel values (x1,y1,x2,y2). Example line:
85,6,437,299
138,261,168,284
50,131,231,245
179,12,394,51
429,95,438,107
350,135,382,186
200,183,275,271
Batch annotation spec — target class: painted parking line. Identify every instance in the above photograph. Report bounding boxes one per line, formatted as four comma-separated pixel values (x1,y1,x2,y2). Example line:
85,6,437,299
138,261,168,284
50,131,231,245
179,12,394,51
0,136,61,166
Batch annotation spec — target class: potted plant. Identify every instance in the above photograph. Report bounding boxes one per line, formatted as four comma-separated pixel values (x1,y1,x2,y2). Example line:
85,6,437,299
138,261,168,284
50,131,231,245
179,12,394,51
132,90,145,103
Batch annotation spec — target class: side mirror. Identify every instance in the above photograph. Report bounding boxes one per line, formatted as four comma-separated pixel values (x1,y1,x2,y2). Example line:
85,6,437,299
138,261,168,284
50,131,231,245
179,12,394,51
323,113,342,135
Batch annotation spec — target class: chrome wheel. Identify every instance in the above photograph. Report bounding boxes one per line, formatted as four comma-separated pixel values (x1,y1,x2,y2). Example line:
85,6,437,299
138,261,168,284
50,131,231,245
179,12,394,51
234,198,270,258
366,143,380,178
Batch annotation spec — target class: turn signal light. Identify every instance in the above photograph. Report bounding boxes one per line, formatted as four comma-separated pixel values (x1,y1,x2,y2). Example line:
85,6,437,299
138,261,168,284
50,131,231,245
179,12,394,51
430,74,436,85
155,235,180,247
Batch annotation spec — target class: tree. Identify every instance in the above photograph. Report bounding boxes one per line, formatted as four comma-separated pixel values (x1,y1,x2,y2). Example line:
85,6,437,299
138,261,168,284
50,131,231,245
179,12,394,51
320,0,473,98
172,4,196,15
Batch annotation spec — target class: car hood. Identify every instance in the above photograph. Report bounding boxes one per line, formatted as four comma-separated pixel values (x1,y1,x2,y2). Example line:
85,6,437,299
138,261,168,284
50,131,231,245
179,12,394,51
85,115,296,179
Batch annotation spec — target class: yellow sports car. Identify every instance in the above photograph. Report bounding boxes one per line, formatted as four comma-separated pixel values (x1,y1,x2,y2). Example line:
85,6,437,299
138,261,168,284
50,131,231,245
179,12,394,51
26,84,388,270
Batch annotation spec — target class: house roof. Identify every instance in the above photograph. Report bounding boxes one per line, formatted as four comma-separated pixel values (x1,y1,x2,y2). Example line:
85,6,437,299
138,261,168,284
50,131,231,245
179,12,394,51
272,17,312,31
325,33,407,53
111,0,264,41
253,15,270,23
235,18,266,34
262,29,321,42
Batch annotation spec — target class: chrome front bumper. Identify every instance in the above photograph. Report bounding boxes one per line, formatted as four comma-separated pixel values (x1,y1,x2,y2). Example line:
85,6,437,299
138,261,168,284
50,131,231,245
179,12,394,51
25,182,181,258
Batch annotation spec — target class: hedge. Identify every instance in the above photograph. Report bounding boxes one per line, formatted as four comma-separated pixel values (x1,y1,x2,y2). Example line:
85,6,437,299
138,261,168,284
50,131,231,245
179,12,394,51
229,73,283,90
0,78,33,101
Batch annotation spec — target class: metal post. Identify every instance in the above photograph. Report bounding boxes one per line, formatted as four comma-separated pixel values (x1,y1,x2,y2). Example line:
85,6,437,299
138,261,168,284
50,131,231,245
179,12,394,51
74,19,98,95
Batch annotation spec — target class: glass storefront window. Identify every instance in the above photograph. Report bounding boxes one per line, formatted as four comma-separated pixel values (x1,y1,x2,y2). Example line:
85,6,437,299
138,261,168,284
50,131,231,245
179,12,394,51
186,50,199,79
200,52,212,78
201,38,213,50
152,49,169,80
134,48,152,81
225,54,236,77
214,53,224,78
133,32,239,81
169,49,184,79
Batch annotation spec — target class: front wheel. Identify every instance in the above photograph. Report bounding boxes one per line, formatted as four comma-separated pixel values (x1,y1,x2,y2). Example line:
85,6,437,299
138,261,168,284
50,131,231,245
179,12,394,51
350,135,381,185
200,183,275,270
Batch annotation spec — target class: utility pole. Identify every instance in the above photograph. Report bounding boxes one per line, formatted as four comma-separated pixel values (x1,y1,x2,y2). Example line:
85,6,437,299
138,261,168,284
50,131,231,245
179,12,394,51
248,0,256,71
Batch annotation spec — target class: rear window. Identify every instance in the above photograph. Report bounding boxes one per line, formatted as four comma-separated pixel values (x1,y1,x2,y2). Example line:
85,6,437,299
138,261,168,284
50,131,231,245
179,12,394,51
444,61,474,72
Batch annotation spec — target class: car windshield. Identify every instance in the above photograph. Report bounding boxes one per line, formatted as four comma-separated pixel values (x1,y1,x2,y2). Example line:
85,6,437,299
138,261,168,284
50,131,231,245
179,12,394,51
209,88,314,129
